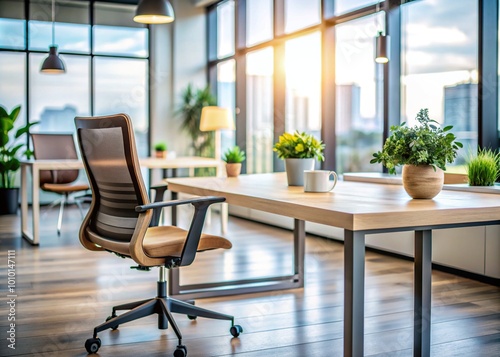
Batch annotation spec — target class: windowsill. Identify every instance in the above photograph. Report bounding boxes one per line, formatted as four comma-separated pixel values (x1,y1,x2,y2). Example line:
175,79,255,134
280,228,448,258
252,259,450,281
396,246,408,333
343,172,500,195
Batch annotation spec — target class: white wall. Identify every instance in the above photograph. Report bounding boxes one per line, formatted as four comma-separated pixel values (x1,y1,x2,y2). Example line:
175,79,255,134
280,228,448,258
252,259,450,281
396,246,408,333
150,0,207,158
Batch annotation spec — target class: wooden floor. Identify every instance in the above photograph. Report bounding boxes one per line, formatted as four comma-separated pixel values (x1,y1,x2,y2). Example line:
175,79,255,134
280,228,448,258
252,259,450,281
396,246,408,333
0,205,499,357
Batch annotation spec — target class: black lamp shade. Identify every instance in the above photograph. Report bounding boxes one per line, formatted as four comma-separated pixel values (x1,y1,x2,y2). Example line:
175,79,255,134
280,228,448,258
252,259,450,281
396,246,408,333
134,0,175,24
40,46,66,73
375,34,390,64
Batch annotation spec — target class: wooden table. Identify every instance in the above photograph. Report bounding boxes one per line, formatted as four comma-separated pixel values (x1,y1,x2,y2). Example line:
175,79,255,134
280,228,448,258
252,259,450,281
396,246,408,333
20,157,226,245
167,172,500,357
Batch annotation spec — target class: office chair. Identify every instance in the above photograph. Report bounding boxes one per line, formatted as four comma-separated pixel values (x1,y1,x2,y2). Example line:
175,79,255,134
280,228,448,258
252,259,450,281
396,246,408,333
74,114,242,357
30,133,90,235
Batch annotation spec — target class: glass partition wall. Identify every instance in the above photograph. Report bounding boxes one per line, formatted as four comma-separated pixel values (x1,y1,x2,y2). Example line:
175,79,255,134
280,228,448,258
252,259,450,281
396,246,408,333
207,0,498,175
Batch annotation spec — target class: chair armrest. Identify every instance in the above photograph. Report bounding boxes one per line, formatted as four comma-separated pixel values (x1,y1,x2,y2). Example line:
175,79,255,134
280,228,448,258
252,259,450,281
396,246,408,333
135,196,225,213
149,183,169,226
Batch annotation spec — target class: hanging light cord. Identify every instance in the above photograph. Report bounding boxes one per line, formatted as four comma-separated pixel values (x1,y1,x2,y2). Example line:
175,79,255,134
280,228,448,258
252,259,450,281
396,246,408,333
51,0,55,45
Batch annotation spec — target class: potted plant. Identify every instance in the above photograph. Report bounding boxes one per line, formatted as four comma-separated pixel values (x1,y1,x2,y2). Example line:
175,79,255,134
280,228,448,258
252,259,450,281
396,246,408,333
0,105,38,214
222,146,246,177
370,108,463,199
273,131,325,186
154,142,168,159
466,147,500,186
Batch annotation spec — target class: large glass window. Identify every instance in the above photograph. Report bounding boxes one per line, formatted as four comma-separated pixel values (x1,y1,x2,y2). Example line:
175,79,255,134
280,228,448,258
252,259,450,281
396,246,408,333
216,59,236,154
246,48,274,174
0,52,27,131
334,0,379,16
285,32,321,136
217,0,235,58
94,57,148,156
284,0,320,34
30,53,90,133
29,21,90,53
0,18,25,49
246,0,273,47
93,26,148,57
402,0,478,165
335,14,384,174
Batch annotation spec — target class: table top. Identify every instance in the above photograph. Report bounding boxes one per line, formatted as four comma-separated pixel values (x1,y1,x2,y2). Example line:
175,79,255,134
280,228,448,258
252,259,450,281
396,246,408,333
167,172,500,231
21,156,222,170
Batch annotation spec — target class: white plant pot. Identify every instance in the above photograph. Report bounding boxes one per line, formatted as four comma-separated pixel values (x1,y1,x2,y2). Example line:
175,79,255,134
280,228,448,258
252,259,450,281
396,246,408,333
285,158,315,186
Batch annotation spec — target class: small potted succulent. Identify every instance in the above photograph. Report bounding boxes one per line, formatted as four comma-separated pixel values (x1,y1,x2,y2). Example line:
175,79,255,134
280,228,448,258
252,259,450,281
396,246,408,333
273,131,325,186
154,142,168,159
370,108,463,198
466,147,500,186
222,145,246,177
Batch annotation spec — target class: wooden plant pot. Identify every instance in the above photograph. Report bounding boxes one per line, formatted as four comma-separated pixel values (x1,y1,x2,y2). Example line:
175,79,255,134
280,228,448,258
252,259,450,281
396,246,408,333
402,164,444,199
226,163,242,177
155,150,167,159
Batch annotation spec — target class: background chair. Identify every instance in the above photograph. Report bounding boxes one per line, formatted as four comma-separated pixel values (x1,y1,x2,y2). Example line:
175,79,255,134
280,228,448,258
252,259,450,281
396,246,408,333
74,113,241,357
31,133,90,235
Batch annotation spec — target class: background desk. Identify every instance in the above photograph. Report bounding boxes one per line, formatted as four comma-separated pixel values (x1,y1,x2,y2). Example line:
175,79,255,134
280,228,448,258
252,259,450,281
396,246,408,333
167,172,500,357
20,157,226,245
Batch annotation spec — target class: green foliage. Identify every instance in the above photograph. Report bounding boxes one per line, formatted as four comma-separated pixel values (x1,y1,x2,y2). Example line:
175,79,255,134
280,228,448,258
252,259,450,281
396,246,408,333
0,105,39,188
154,142,167,151
466,148,500,186
177,83,217,157
370,108,463,174
222,146,246,163
273,131,325,161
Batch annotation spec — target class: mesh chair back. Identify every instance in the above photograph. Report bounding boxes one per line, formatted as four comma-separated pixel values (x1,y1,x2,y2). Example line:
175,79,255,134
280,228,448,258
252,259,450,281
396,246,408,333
31,133,80,185
74,114,150,243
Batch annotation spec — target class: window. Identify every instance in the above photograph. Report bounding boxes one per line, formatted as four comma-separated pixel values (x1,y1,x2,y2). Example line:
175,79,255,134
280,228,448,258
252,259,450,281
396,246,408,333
335,14,384,174
246,48,274,173
216,59,236,154
285,32,321,136
217,0,235,58
0,0,149,157
401,0,478,165
246,0,273,47
284,0,320,33
334,0,379,16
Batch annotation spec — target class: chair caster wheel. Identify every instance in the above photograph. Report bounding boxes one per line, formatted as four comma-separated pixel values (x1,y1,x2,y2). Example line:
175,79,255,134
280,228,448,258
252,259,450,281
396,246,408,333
106,315,119,330
187,314,197,320
85,337,101,354
174,344,187,357
230,325,243,337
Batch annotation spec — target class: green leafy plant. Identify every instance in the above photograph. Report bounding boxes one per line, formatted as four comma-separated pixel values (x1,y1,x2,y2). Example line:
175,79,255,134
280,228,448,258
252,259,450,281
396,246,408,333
222,146,246,163
273,131,325,161
0,105,38,188
177,83,217,157
154,142,167,151
466,148,500,186
370,108,463,174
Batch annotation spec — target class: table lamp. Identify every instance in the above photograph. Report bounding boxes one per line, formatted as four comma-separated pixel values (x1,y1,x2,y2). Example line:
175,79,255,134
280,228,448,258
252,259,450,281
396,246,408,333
199,106,235,160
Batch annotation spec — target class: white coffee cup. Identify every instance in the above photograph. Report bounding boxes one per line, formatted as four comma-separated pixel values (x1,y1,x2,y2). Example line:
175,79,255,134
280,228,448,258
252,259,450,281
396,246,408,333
303,170,338,192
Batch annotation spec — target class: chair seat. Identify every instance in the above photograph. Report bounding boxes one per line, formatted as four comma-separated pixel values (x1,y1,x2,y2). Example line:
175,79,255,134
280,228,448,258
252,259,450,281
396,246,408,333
42,182,89,193
143,226,232,258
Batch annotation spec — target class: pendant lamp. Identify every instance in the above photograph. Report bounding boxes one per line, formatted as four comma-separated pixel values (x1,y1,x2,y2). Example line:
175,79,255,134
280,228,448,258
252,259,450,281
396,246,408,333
134,0,175,24
40,0,65,73
375,31,390,64
374,1,389,64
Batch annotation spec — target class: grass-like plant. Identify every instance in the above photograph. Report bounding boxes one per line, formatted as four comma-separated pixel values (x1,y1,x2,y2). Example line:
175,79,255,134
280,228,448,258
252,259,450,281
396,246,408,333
370,108,463,174
273,131,325,161
466,148,500,186
222,146,246,163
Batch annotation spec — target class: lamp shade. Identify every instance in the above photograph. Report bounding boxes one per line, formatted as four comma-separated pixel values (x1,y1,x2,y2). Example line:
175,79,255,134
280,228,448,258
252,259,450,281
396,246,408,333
134,0,175,24
40,45,66,73
375,33,390,64
200,106,235,132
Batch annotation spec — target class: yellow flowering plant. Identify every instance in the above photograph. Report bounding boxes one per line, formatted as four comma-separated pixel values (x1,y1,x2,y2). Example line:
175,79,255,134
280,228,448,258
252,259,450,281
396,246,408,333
273,131,325,161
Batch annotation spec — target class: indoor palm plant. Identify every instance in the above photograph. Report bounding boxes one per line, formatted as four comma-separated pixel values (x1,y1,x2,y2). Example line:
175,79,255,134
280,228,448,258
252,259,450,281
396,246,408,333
370,108,463,198
0,104,38,214
273,131,325,186
222,145,246,177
